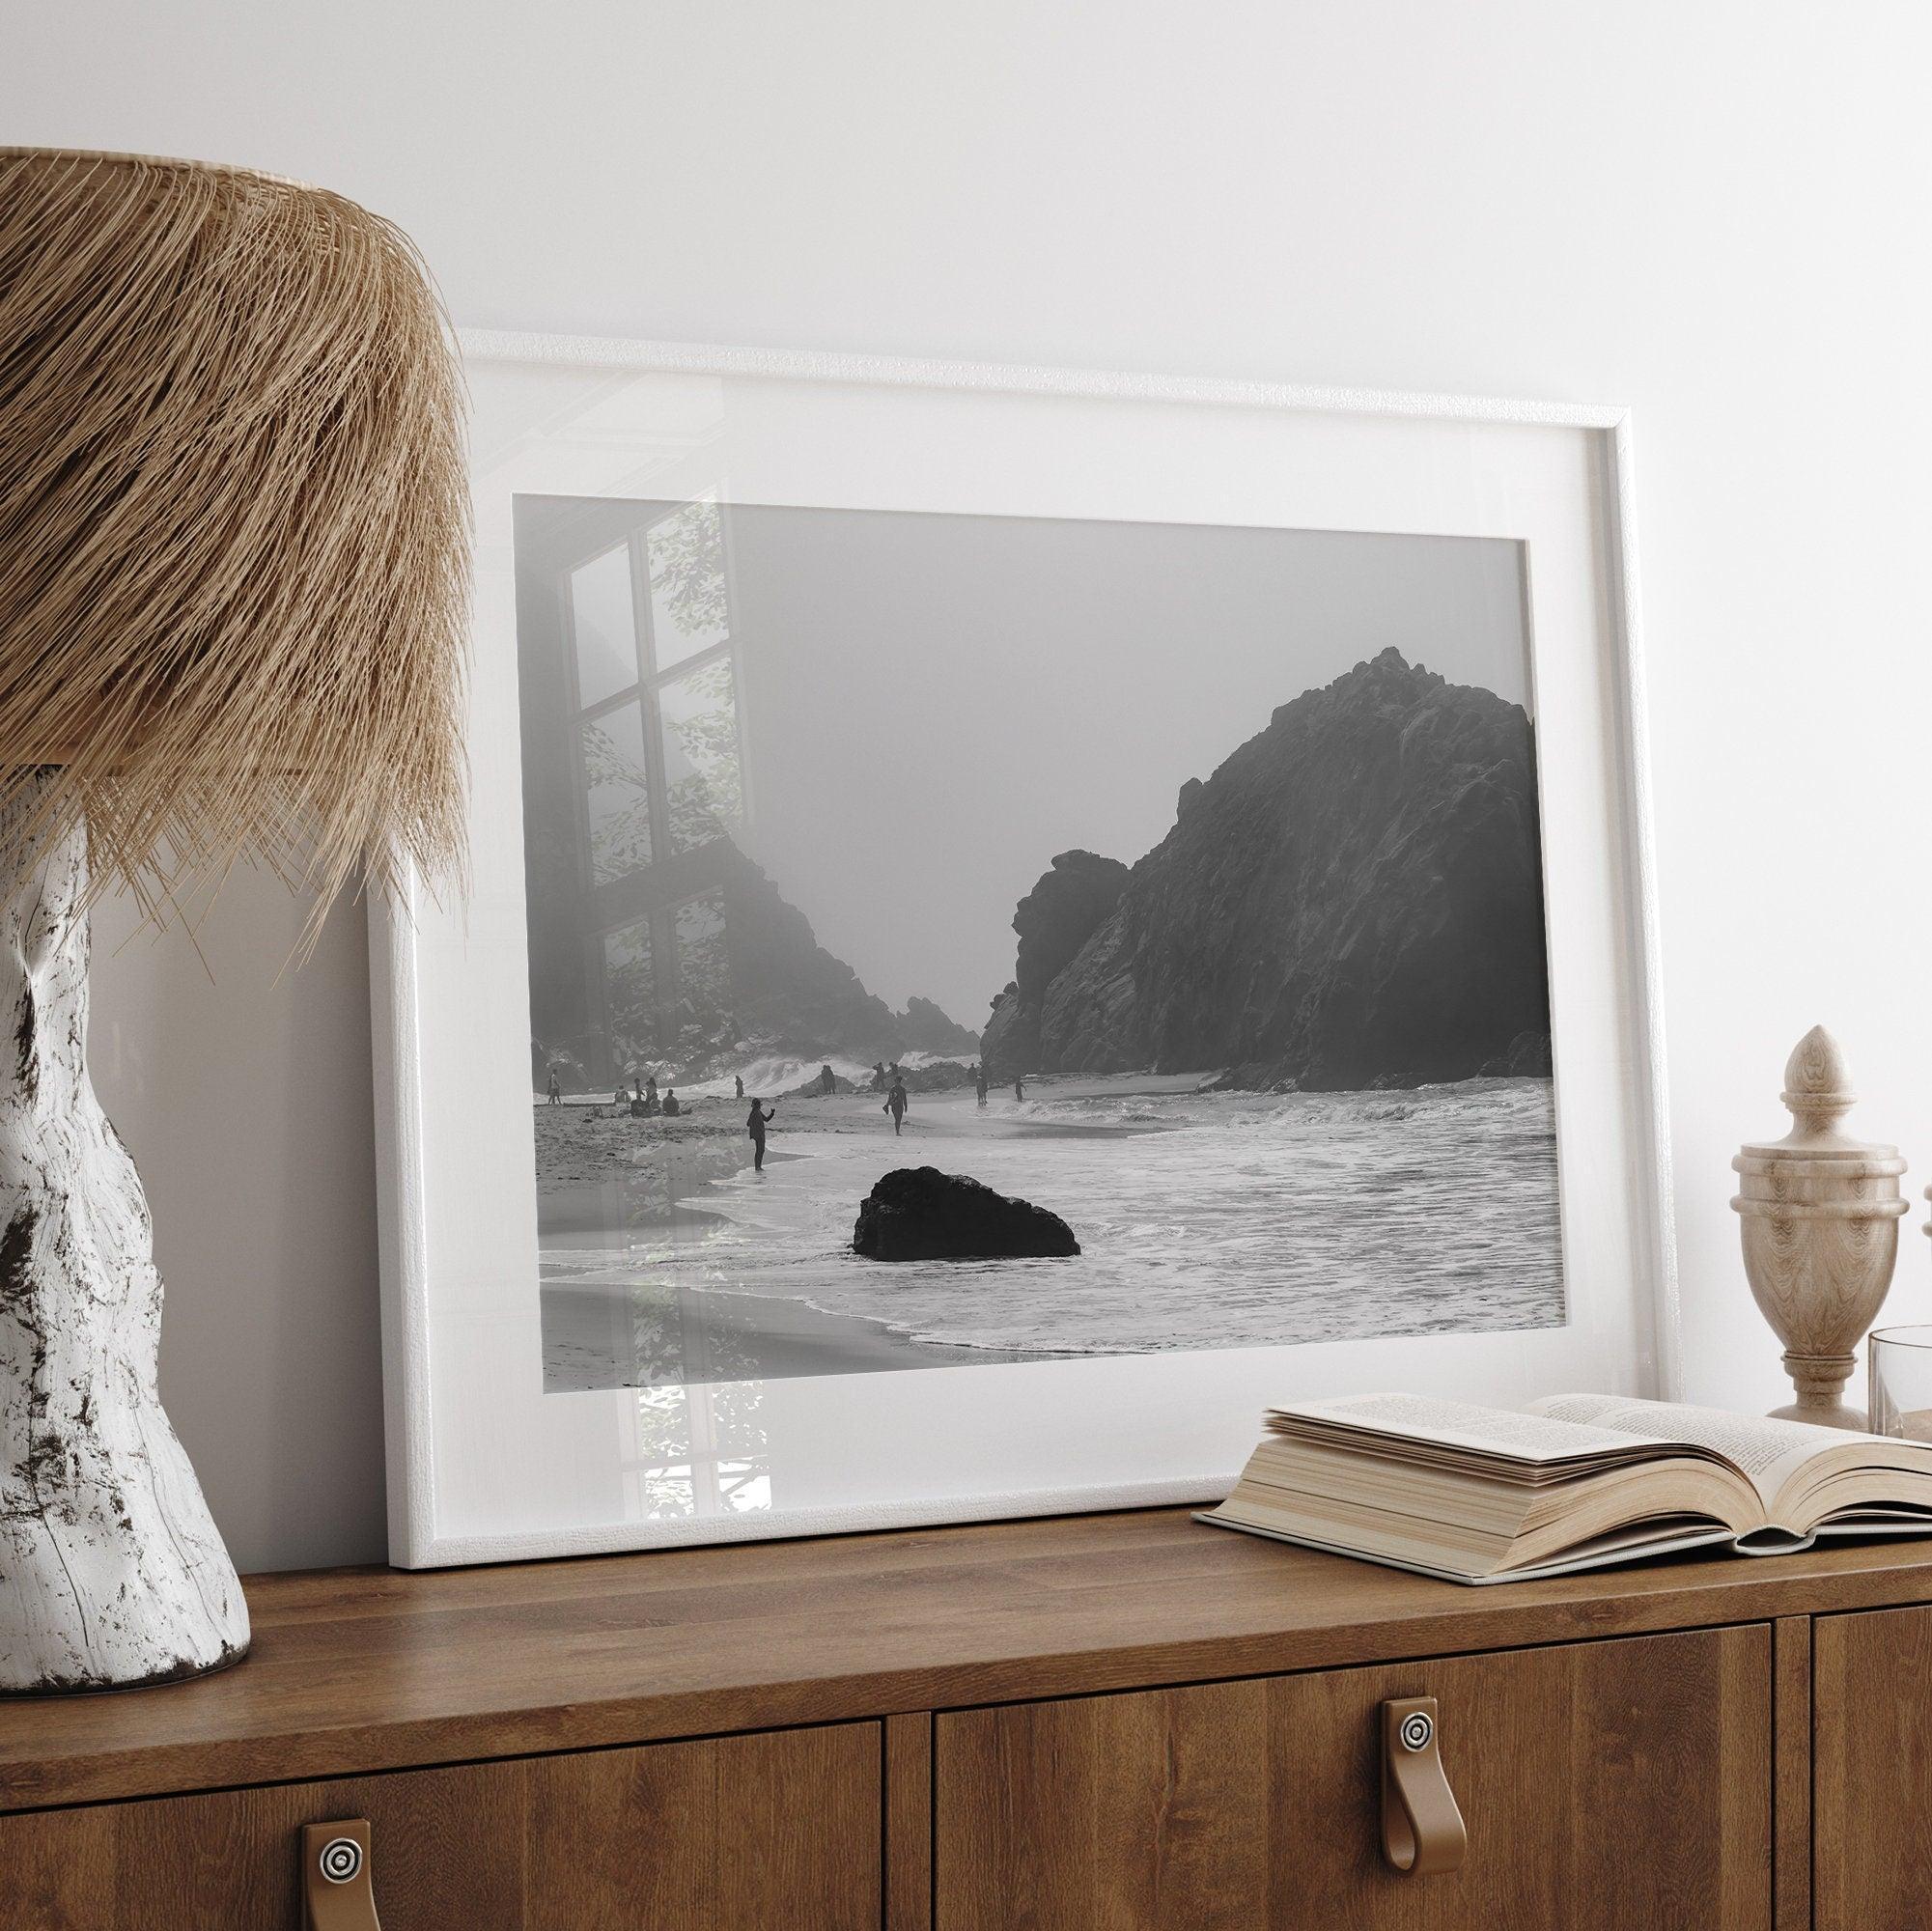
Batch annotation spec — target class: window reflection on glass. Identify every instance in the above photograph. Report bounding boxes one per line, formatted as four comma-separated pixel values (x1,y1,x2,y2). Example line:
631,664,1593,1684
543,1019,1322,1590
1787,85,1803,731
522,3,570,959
569,545,639,708
579,701,652,884
658,658,743,852
646,499,730,674
675,892,731,1035
602,919,656,1069
625,1384,770,1521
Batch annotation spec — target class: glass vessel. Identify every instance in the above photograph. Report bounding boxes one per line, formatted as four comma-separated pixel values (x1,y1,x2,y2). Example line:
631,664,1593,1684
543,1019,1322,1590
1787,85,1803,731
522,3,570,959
1866,1326,1932,1440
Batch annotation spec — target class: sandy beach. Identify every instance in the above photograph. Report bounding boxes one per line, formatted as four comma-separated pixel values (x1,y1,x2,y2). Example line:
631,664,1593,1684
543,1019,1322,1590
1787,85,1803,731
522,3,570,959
535,1072,1563,1392
535,1077,1135,1386
542,1275,1014,1392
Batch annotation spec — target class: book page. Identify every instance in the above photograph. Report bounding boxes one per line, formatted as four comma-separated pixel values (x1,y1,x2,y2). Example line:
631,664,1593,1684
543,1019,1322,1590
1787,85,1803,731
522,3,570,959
1529,1394,1851,1506
1271,1392,1668,1463
1199,1510,1745,1586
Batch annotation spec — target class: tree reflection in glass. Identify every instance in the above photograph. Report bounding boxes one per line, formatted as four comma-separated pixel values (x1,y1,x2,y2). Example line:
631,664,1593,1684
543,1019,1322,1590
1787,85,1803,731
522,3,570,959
675,892,731,1041
626,1383,770,1521
578,699,652,884
602,918,657,1070
646,498,730,673
659,658,743,852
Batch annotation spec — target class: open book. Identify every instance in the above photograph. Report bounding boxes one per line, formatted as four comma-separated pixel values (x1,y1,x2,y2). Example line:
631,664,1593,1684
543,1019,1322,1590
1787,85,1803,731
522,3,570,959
1197,1391,1932,1583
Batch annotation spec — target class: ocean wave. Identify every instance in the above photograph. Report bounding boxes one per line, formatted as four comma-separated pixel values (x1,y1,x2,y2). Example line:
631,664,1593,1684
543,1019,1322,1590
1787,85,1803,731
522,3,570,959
543,1074,1562,1363
678,1047,974,1101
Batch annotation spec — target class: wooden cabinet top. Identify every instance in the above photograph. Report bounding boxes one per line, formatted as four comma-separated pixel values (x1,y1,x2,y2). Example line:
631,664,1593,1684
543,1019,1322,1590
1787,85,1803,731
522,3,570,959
8,1505,1932,1812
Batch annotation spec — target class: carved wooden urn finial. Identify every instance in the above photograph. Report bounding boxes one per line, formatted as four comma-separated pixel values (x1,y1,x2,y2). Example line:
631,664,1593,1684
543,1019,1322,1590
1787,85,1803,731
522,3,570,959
1778,1024,1858,1144
1733,1026,1908,1430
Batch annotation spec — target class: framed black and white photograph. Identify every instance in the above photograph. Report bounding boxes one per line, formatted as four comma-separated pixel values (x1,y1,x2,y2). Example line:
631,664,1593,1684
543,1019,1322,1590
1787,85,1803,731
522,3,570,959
372,337,1674,1566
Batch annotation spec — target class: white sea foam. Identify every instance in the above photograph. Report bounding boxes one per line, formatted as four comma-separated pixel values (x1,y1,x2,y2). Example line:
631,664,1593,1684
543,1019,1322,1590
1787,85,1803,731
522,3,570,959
663,1049,968,1102
541,1073,1562,1362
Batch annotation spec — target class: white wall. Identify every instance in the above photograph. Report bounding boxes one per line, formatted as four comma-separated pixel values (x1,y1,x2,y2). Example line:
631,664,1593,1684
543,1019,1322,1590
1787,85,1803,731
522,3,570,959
11,1,1930,1572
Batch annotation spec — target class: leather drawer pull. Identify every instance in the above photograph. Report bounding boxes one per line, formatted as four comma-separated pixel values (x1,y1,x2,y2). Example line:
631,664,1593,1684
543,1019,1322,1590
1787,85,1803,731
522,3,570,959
302,1820,382,1930
1380,1698,1467,1876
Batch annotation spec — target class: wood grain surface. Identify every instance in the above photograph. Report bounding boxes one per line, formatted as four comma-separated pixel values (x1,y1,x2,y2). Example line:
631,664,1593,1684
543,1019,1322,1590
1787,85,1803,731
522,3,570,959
0,1721,879,1930
5,1507,1932,1814
1774,1616,1812,1931
1814,1601,1932,1931
937,1624,1773,1929
885,1712,934,1931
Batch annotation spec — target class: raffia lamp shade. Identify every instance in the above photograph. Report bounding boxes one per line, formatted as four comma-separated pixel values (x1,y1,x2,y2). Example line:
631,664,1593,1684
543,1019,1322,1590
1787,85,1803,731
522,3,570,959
0,147,468,912
0,150,469,1691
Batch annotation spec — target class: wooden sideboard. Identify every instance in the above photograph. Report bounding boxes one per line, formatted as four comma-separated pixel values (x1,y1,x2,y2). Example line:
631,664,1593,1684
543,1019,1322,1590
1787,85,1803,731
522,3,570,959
5,1506,1932,1927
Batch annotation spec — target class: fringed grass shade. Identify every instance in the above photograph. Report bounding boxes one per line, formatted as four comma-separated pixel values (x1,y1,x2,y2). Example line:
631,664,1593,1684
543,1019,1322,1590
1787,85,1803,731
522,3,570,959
0,148,468,939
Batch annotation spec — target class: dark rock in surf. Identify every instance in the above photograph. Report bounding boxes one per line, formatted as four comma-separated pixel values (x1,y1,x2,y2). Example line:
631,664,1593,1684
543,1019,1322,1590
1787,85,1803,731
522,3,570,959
784,1070,859,1099
853,1166,1080,1262
896,1059,976,1093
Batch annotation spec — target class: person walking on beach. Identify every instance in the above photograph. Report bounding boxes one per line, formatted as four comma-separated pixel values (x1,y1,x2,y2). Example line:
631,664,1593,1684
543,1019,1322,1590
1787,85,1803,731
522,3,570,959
735,1074,744,1100
747,1097,776,1171
975,1065,989,1106
885,1076,909,1134
870,1061,886,1093
819,1062,837,1097
546,1067,561,1106
1013,1075,1025,1104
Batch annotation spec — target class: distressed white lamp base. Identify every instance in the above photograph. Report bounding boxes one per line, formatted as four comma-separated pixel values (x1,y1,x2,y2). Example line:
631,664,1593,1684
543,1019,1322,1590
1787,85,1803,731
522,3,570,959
0,814,249,1693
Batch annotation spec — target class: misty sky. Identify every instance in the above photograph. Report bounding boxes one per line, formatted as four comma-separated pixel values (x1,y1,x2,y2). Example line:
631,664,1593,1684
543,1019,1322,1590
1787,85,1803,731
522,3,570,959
702,505,1525,1026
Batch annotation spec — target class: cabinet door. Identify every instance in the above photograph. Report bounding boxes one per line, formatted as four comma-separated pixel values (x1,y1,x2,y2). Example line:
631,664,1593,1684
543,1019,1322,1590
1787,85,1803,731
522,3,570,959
938,1626,1770,1930
0,1721,879,1930
1814,1603,1932,1930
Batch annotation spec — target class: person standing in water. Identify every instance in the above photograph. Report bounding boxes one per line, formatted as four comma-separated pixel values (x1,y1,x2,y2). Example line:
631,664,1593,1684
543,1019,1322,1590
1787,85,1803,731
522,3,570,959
975,1065,989,1106
747,1097,776,1170
885,1076,909,1134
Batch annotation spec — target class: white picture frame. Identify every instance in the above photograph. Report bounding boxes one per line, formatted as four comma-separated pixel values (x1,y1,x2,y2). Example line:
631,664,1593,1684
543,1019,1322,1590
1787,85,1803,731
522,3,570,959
371,331,1675,1568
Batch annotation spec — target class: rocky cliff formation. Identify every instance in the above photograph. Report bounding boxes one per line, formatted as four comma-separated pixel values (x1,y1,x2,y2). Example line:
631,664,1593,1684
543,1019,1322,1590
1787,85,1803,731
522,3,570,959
662,844,977,1073
712,844,897,1054
984,650,1551,1091
894,995,981,1057
977,850,1129,1077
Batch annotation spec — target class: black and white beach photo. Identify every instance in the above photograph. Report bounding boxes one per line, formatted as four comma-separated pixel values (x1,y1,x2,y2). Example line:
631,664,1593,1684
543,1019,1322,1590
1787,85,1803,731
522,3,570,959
518,497,1561,1392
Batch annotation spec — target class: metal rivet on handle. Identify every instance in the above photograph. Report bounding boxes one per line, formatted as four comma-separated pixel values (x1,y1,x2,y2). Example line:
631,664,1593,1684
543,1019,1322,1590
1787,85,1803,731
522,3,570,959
319,1838,364,1885
1398,1710,1433,1752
